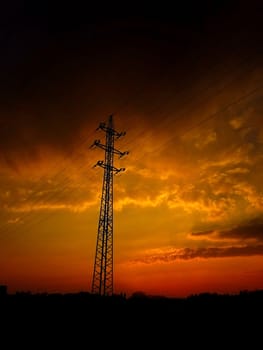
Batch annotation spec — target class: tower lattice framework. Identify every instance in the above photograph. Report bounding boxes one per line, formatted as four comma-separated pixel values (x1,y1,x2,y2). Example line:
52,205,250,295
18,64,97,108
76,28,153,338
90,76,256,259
91,115,128,296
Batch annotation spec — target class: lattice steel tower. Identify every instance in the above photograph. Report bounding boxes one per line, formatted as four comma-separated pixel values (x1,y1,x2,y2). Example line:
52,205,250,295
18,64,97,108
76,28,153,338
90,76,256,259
91,115,128,296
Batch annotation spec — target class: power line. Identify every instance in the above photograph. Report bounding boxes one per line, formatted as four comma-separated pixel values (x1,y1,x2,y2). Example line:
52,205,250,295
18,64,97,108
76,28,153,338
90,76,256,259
131,82,263,166
1,43,261,243
0,160,96,239
2,61,261,239
120,50,262,157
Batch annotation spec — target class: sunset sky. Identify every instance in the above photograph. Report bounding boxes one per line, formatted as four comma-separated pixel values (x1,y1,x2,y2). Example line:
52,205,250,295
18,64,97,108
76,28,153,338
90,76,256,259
1,1,263,297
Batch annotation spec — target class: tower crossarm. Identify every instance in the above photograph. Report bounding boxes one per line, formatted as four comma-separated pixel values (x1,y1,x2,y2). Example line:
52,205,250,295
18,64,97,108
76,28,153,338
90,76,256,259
94,160,125,174
90,140,129,158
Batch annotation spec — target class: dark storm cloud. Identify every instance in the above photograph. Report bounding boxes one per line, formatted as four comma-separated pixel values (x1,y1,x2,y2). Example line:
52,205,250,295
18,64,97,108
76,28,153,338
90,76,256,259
0,1,262,160
191,217,263,242
220,218,263,241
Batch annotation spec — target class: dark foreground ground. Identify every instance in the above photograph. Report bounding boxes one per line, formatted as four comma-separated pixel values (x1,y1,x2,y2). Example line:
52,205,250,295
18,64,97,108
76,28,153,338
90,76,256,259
1,290,262,346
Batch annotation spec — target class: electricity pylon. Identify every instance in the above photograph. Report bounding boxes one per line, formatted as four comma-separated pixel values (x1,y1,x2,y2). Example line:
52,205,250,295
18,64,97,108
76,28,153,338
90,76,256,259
90,115,128,296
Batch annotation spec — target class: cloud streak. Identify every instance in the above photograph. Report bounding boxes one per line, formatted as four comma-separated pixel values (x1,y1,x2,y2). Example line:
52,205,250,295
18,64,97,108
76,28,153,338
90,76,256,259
133,244,263,264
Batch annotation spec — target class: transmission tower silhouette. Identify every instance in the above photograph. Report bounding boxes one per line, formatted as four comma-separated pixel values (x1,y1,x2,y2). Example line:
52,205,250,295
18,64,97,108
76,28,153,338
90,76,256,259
90,115,128,296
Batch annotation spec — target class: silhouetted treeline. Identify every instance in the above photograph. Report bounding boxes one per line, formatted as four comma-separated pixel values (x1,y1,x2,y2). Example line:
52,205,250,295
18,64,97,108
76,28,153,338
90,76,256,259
1,289,262,346
1,289,263,311
1,289,263,322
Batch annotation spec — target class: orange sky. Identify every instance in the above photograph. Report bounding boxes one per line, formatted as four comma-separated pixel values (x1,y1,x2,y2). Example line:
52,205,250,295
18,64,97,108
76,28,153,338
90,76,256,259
0,2,263,297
